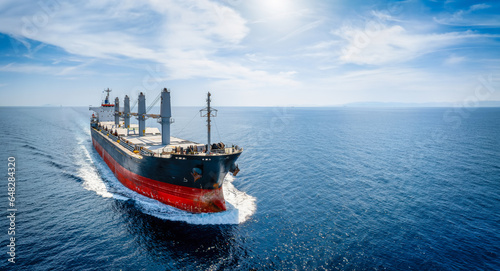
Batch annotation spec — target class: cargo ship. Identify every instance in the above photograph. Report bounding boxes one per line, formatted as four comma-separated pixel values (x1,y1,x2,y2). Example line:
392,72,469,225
89,88,242,213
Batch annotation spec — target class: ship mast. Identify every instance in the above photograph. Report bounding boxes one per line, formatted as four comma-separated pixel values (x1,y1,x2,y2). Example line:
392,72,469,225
104,88,112,105
200,92,217,154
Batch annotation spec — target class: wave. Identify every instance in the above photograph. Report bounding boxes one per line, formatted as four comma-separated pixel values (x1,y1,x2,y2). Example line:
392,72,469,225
75,137,114,198
61,172,85,183
46,160,68,170
22,144,38,151
122,174,256,225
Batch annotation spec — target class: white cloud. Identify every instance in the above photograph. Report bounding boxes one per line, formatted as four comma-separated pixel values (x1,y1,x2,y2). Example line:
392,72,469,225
305,40,341,51
1,1,498,106
56,59,96,75
0,0,297,88
0,62,97,76
275,19,324,43
300,66,480,105
469,3,491,11
0,63,53,74
444,55,466,66
334,23,485,65
434,3,499,26
370,10,402,23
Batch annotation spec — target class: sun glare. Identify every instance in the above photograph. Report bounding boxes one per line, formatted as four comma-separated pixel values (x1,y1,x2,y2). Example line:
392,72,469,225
258,0,295,16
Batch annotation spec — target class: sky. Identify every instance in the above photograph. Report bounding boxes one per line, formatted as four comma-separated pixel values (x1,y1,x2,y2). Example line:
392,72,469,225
0,0,499,106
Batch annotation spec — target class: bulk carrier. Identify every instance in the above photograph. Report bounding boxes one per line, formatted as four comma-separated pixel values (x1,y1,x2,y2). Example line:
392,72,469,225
89,88,242,213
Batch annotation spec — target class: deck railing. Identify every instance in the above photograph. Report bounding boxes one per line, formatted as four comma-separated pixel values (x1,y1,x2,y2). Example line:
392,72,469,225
95,127,242,158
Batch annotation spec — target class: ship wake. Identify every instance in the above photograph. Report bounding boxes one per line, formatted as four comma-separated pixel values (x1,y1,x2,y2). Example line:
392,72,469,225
76,137,114,198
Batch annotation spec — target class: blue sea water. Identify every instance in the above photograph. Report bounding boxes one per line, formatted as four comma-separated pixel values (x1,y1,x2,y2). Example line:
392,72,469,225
1,106,499,270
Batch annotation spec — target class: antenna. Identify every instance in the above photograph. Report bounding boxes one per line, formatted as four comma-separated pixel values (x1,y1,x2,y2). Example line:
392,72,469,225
200,92,217,153
103,88,112,104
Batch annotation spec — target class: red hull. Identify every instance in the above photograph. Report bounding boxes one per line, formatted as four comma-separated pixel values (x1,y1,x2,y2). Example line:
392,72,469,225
92,138,227,213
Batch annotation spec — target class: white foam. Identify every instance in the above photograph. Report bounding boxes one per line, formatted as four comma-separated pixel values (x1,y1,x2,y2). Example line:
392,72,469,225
223,175,257,224
111,194,130,201
75,137,114,198
110,174,256,225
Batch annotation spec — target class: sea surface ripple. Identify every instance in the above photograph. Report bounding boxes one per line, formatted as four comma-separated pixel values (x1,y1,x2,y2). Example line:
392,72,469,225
0,106,499,270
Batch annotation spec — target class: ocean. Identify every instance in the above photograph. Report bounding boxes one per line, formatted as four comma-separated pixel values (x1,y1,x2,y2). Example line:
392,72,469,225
1,106,499,270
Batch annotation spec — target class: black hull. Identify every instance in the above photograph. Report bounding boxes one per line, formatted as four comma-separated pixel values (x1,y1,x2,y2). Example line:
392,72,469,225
91,128,240,190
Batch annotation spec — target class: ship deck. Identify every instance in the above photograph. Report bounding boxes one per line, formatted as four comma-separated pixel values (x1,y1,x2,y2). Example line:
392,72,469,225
97,121,238,156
